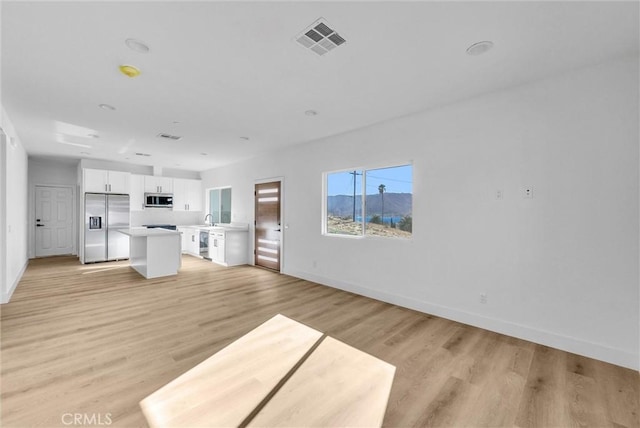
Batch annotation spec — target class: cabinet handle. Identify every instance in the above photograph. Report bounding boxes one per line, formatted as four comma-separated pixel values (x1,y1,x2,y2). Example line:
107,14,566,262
105,184,108,192
109,184,112,192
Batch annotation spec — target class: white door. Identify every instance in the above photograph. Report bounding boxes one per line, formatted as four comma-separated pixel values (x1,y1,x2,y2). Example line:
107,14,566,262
35,186,73,257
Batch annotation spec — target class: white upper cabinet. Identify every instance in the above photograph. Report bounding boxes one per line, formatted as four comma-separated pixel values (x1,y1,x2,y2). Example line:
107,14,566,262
130,174,146,211
144,176,173,194
173,178,202,212
108,171,130,194
84,169,130,194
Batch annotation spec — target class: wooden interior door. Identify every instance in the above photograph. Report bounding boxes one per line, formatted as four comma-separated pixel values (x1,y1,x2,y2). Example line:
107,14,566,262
254,181,281,271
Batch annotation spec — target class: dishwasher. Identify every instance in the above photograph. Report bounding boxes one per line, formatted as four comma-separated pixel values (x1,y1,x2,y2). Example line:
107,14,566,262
199,230,210,260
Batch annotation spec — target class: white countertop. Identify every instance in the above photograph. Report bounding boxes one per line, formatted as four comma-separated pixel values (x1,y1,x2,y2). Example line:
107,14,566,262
119,228,181,237
179,223,249,232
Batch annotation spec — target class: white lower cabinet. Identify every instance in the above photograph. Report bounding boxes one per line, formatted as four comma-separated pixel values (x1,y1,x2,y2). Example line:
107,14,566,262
178,227,199,256
209,230,247,266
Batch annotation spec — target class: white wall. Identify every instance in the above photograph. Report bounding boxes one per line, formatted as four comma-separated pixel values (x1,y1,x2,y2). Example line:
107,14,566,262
1,107,29,303
28,157,79,258
201,56,639,369
78,159,200,180
130,210,203,227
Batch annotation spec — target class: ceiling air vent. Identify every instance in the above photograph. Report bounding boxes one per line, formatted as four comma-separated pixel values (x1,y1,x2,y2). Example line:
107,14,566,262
157,133,182,141
135,152,151,157
295,18,346,56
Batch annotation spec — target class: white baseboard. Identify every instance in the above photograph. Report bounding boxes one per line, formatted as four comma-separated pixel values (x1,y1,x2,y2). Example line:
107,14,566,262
1,259,28,304
285,268,639,371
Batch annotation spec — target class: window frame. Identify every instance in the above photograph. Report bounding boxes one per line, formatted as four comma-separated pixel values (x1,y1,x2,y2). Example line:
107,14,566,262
206,186,232,224
322,161,413,240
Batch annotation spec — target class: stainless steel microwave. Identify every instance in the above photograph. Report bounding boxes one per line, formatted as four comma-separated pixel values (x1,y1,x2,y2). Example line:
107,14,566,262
145,193,173,208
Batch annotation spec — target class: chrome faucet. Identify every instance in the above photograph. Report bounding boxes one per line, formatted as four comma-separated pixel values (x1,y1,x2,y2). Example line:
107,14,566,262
204,214,213,226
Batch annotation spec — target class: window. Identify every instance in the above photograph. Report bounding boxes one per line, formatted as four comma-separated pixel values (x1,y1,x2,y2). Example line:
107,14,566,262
325,164,412,238
208,187,232,224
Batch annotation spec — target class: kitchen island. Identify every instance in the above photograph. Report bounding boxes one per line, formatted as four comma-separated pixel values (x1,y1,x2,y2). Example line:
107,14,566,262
119,228,182,279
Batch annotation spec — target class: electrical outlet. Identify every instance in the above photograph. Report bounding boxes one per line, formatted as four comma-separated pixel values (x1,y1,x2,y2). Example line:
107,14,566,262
523,186,533,199
495,190,503,200
479,293,488,304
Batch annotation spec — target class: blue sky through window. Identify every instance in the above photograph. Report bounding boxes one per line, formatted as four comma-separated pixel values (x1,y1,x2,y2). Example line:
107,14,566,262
327,164,412,196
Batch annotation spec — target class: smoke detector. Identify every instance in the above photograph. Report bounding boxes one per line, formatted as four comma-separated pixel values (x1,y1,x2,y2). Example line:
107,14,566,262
295,18,346,56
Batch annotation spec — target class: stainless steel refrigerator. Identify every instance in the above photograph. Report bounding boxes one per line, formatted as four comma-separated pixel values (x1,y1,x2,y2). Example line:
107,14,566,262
84,193,130,263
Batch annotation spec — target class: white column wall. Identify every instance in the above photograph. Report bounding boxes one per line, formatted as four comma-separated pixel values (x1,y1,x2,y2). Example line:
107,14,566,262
1,106,29,303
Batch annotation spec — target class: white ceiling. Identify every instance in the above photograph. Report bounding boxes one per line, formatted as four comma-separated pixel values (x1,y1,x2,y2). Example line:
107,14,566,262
2,1,638,172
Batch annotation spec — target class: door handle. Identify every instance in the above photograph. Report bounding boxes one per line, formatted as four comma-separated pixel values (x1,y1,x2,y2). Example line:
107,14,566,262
36,224,45,227
274,229,281,232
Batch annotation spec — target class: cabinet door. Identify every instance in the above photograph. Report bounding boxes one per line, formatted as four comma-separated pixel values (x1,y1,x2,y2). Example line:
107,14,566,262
185,230,199,255
218,238,226,263
172,179,188,211
177,228,188,253
130,175,145,211
84,169,109,193
158,177,173,193
108,171,130,194
144,176,173,193
187,180,203,212
144,176,159,193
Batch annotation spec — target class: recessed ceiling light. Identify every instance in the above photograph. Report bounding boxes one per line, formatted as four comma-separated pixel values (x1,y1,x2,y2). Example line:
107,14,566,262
125,38,150,54
172,121,181,124
240,136,250,140
99,103,116,111
119,64,141,78
466,41,494,56
87,133,99,139
200,153,208,156
305,110,318,116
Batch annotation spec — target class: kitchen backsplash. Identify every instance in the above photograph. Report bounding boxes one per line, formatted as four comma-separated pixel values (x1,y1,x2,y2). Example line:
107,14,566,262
131,210,204,227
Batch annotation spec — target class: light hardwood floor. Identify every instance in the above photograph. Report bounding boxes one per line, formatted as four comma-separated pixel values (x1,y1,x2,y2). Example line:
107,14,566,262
1,256,638,427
